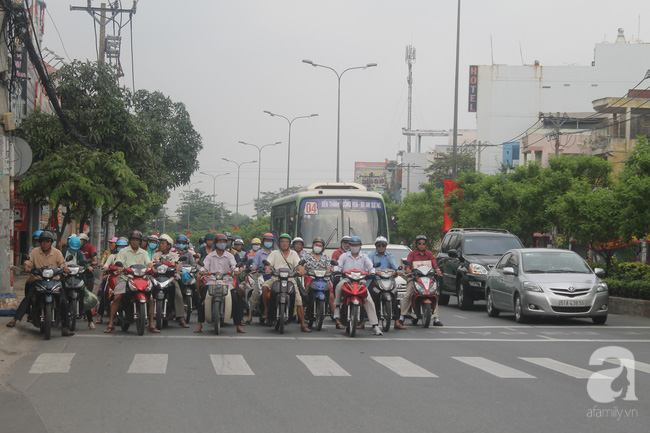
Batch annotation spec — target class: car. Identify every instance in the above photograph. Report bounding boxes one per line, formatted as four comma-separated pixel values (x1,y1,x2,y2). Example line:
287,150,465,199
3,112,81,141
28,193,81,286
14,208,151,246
436,228,524,309
485,248,608,324
361,243,411,289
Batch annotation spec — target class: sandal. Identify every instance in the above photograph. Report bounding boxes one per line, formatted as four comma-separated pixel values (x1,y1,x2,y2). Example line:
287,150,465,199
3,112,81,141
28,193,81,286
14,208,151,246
301,326,312,333
148,327,161,333
96,318,103,324
104,326,115,333
245,320,252,325
6,321,16,328
193,328,203,333
179,321,190,328
335,320,344,330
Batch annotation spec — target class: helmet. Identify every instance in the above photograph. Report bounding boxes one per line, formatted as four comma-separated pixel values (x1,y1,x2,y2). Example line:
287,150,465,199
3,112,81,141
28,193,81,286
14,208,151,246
108,237,118,243
68,236,81,251
148,235,159,242
128,230,144,241
375,236,388,247
116,239,128,247
415,235,427,243
223,231,234,241
341,236,351,244
199,236,205,245
234,238,244,246
32,230,43,239
204,233,216,241
159,234,174,245
349,236,362,246
78,233,89,241
292,237,304,246
263,232,275,241
279,233,292,241
312,237,325,246
215,234,228,241
176,234,189,243
251,238,261,245
39,231,55,242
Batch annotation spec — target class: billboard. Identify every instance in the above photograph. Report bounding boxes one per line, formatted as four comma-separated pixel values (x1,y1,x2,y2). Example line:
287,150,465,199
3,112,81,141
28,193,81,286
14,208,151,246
354,162,387,192
468,65,478,112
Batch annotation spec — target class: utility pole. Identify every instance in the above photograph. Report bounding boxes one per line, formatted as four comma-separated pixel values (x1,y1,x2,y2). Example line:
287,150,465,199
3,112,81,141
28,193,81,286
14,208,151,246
405,46,416,154
1,9,13,293
544,112,568,157
451,0,462,179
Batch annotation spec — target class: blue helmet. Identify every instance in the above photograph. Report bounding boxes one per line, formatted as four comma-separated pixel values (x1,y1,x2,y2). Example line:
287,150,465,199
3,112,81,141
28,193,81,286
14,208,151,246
68,236,81,251
32,230,43,239
349,236,362,245
176,234,189,243
116,239,128,247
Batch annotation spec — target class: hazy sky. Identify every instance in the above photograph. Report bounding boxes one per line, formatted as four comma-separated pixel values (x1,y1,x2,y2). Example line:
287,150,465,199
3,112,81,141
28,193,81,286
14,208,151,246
42,0,647,218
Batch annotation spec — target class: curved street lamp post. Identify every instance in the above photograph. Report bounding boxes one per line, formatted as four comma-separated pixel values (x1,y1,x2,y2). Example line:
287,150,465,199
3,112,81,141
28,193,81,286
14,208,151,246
239,140,280,218
199,171,230,230
185,180,203,230
222,158,257,218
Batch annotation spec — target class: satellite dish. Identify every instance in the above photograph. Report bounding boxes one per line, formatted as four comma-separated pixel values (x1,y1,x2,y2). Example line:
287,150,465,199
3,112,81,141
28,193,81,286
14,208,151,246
12,137,33,178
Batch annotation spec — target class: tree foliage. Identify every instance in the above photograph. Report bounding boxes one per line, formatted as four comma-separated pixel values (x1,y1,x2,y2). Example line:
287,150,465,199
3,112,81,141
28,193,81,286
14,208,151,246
616,136,650,240
254,185,302,217
426,147,476,189
394,184,444,245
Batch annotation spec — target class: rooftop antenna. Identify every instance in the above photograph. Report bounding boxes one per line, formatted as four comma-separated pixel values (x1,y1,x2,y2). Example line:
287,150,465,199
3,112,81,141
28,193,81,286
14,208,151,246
490,35,494,65
405,45,416,153
519,41,524,65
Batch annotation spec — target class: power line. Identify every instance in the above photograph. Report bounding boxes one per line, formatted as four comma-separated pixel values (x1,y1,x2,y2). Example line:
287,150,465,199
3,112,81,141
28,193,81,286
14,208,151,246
44,6,71,61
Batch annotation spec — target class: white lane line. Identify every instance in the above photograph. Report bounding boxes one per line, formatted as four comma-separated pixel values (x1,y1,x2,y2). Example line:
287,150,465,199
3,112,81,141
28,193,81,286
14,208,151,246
297,355,350,376
453,315,467,319
453,357,535,378
371,356,437,377
210,354,255,375
519,357,599,379
128,354,168,374
29,353,75,374
603,358,650,374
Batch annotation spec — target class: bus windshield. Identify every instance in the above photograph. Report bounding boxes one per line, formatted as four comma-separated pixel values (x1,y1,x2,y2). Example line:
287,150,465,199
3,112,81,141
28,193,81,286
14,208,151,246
299,197,386,246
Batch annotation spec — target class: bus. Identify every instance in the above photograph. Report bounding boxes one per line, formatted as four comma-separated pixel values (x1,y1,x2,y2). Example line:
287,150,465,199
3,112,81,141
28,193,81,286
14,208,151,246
270,182,389,249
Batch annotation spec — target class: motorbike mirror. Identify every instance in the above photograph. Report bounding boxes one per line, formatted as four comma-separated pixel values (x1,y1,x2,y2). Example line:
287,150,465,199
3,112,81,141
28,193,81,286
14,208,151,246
179,256,188,262
247,258,254,266
374,262,381,268
65,255,74,261
114,261,123,267
299,260,306,266
402,260,411,267
193,254,200,259
330,260,338,266
262,260,270,266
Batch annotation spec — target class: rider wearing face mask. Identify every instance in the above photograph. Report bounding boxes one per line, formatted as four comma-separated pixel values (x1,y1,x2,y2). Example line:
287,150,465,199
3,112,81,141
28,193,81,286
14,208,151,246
252,233,275,272
152,234,191,328
298,237,336,325
147,235,160,260
331,236,351,261
246,238,261,260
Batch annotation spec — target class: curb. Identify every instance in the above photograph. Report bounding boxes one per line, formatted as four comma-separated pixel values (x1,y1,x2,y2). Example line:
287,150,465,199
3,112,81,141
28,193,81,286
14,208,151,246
609,296,650,318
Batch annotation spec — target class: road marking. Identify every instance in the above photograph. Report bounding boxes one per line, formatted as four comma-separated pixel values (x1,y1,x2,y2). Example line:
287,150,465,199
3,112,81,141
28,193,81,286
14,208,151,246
210,354,254,375
453,315,467,319
127,354,168,374
297,355,350,376
453,357,535,378
603,358,650,374
371,356,437,377
29,353,75,373
519,357,598,379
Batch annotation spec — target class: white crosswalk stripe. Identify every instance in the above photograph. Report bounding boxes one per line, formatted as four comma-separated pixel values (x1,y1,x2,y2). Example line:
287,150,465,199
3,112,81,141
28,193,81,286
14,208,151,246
371,356,437,377
210,354,255,375
603,358,650,374
29,353,76,374
453,356,536,378
128,354,168,374
297,355,350,376
520,357,597,379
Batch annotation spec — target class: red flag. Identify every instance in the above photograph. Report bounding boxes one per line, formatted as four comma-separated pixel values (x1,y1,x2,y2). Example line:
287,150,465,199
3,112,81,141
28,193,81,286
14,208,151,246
443,180,459,232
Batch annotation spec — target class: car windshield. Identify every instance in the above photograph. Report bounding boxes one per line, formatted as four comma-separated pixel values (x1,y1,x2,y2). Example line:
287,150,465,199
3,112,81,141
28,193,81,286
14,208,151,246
463,236,522,256
522,251,592,274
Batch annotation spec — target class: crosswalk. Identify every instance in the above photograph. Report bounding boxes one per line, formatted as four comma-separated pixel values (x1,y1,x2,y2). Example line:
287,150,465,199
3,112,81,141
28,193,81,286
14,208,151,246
26,352,650,379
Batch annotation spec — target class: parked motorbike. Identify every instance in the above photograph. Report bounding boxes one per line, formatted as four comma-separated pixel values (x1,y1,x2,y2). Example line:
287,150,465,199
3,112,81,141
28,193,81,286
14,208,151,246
62,257,89,332
263,260,298,334
305,264,335,331
115,263,153,335
371,265,399,333
152,261,177,329
28,266,65,340
338,268,369,338
204,270,232,335
402,260,438,328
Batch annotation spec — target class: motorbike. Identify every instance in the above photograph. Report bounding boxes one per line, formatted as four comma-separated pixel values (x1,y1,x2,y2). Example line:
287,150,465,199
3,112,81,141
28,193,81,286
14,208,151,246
204,270,232,335
178,257,198,324
62,257,89,332
305,264,335,331
402,260,438,328
338,268,369,338
241,259,262,318
28,266,65,340
115,263,153,335
371,265,400,333
152,261,177,329
263,260,299,334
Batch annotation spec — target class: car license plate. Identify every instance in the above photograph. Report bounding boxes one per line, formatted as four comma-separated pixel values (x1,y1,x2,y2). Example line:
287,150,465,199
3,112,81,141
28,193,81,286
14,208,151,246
559,299,585,307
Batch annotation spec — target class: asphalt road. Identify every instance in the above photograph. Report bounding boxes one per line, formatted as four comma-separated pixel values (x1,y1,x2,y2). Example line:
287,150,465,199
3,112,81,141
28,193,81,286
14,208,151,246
1,304,648,433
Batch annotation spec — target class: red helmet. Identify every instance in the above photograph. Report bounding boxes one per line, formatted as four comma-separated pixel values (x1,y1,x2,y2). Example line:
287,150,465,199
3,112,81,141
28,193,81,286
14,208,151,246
262,232,275,241
215,234,228,241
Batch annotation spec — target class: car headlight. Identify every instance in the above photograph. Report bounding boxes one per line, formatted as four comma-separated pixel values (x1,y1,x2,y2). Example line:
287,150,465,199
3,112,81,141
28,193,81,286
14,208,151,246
469,263,488,275
523,281,543,292
596,282,608,292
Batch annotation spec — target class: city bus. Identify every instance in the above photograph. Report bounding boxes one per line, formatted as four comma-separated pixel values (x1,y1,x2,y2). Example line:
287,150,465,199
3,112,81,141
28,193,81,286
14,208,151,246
270,182,389,249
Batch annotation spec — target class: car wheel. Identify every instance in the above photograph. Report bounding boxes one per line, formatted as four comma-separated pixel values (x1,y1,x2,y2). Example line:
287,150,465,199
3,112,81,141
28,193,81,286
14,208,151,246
457,279,474,310
437,294,450,306
486,289,500,318
592,315,607,325
514,294,527,323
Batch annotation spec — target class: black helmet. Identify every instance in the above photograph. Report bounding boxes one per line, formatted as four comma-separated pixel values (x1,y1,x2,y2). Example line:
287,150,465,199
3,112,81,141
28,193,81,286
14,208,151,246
312,237,325,246
128,230,144,241
223,231,234,241
39,231,55,242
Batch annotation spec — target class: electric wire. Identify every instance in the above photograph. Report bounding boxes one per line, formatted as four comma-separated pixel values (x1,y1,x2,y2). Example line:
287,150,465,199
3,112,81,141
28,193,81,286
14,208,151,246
44,7,71,61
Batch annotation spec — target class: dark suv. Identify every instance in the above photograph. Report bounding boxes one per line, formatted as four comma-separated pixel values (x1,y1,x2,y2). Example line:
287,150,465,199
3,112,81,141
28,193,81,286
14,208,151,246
436,228,524,309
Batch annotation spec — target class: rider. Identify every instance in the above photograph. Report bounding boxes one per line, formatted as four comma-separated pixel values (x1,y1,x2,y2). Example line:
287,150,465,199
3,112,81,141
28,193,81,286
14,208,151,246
98,238,126,324
399,235,443,328
246,233,275,324
291,237,305,259
78,233,98,301
6,231,74,336
195,234,245,334
298,237,335,326
152,234,191,328
261,233,310,332
100,237,118,267
104,230,158,334
331,235,351,261
367,236,405,330
223,232,235,251
333,236,383,336
246,238,261,261
197,233,216,266
146,235,160,260
65,236,96,329
28,230,43,254
232,237,246,263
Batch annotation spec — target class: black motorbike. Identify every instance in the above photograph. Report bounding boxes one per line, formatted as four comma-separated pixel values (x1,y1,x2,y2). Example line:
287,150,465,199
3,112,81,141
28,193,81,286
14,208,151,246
152,261,177,329
62,256,89,332
263,260,300,334
178,257,198,324
28,266,65,340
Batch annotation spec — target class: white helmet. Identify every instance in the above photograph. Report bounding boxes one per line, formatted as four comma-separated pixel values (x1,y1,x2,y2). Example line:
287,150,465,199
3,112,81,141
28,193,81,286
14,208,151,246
78,233,90,241
374,236,388,246
292,237,304,246
159,234,174,245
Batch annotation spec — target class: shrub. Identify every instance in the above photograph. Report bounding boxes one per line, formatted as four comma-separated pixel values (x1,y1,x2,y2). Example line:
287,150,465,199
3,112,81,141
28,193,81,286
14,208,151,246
604,279,650,301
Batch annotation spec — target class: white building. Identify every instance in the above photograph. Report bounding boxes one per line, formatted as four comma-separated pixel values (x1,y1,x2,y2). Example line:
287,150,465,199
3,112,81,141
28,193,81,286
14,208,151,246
474,29,650,174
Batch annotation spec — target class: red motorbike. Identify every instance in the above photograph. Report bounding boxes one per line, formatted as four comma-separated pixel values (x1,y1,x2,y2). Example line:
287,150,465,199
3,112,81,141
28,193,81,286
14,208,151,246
115,263,153,335
339,269,369,338
102,264,120,315
402,260,438,328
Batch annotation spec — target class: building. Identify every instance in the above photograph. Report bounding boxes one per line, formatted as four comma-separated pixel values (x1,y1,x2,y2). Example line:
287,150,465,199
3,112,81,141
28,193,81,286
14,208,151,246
473,29,650,174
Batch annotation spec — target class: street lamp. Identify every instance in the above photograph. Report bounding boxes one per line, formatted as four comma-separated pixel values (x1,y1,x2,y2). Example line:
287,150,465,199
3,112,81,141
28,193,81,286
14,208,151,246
185,181,203,230
222,158,256,218
238,140,280,217
302,59,377,182
199,171,230,230
262,111,317,189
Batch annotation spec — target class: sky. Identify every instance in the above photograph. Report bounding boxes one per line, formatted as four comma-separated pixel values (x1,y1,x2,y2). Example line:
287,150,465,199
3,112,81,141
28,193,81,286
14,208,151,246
42,0,648,219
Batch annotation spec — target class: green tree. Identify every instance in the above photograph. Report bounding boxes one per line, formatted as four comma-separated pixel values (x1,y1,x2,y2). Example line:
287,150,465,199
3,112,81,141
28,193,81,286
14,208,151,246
426,147,476,189
254,185,302,217
395,184,444,245
616,135,650,241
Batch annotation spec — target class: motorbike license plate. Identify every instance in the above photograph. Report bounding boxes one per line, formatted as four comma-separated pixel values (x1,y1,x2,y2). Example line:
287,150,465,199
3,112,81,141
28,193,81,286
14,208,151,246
396,292,405,300
558,299,586,307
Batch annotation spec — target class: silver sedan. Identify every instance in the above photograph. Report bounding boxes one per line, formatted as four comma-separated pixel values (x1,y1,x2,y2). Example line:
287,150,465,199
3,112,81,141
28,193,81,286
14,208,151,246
485,248,609,324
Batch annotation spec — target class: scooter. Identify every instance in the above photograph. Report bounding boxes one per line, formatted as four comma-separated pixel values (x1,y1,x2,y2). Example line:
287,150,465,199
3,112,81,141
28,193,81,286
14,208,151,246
371,265,399,333
204,271,232,335
152,261,177,329
28,266,65,340
62,258,89,332
263,260,298,335
338,268,369,338
402,260,438,328
178,257,198,324
116,263,153,335
305,264,334,331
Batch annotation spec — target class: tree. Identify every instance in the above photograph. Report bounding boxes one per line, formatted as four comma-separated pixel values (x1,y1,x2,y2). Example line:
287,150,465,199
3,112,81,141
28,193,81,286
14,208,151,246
395,184,444,245
616,136,650,241
426,147,476,189
254,186,302,217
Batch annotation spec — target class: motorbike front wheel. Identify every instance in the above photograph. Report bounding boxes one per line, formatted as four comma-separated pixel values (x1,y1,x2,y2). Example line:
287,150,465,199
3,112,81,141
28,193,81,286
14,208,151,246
422,303,432,328
183,294,192,324
155,299,164,330
381,299,392,333
44,303,52,340
349,304,359,338
69,297,78,332
315,299,325,331
136,303,146,336
213,300,221,335
277,302,285,334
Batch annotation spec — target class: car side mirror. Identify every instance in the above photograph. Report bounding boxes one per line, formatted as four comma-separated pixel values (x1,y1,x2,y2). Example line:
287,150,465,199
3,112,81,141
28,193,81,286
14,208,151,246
503,267,517,276
448,249,458,258
594,268,606,278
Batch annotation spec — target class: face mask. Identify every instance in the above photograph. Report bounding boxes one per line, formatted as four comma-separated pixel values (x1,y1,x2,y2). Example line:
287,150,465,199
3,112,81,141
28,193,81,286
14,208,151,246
177,243,186,251
252,245,261,252
148,243,158,250
117,247,123,252
350,246,361,255
312,246,323,255
216,242,227,251
342,244,350,252
264,242,273,249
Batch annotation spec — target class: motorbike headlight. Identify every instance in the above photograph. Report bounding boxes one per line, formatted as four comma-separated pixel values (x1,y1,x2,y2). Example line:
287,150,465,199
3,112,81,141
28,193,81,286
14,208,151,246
279,271,289,279
350,272,362,280
42,269,54,279
415,282,428,295
158,264,169,274
314,270,326,278
69,267,80,276
523,281,543,292
596,281,608,292
132,267,145,277
469,263,488,275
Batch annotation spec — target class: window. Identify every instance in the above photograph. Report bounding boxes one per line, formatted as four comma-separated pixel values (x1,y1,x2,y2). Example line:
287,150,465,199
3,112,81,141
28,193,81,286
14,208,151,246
496,253,512,269
440,234,453,253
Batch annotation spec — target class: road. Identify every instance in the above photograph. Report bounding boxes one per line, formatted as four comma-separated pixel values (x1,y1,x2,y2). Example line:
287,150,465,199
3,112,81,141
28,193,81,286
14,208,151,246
1,304,648,433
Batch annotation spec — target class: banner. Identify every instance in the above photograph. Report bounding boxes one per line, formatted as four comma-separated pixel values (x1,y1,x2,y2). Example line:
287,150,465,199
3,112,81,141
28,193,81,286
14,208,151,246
443,179,459,232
